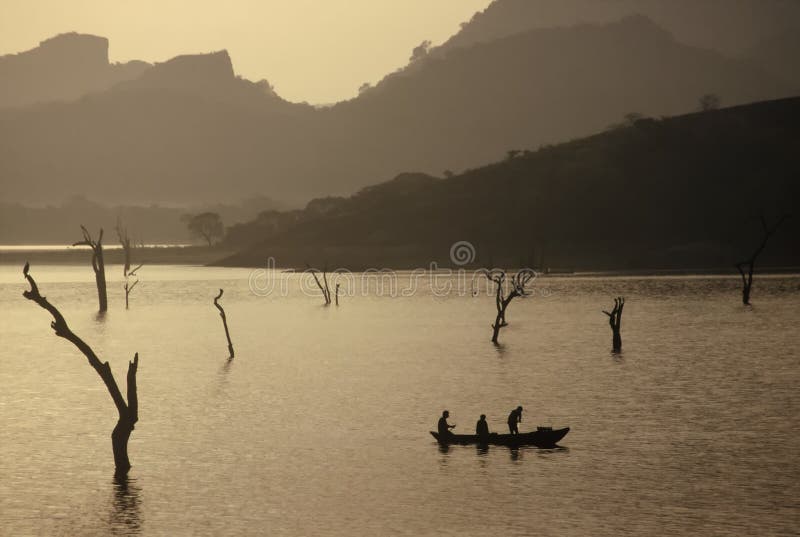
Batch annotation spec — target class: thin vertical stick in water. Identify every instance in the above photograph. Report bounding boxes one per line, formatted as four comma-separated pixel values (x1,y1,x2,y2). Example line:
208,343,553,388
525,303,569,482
116,220,143,310
214,289,235,359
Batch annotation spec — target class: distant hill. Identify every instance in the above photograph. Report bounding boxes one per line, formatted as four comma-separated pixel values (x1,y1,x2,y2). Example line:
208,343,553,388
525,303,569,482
439,0,800,57
0,195,286,245
0,33,149,108
219,97,800,271
746,29,800,89
0,17,791,206
113,50,310,112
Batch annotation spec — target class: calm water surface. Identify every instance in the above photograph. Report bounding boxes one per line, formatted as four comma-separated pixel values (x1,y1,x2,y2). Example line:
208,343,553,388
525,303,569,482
0,265,798,536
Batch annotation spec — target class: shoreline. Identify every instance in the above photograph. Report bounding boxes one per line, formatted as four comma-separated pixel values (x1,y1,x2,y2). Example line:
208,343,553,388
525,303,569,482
0,246,232,266
2,247,798,279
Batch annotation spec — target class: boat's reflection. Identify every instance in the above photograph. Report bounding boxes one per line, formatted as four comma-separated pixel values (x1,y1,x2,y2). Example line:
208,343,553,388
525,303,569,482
437,441,568,465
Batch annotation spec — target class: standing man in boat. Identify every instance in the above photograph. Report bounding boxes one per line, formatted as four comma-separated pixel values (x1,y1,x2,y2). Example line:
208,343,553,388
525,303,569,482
507,406,523,435
475,414,490,441
438,410,456,439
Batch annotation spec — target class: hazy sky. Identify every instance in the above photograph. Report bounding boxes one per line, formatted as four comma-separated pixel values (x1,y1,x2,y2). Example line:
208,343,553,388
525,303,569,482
0,0,492,103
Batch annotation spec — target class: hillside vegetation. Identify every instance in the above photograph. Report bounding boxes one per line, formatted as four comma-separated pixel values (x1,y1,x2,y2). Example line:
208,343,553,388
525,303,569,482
219,97,800,271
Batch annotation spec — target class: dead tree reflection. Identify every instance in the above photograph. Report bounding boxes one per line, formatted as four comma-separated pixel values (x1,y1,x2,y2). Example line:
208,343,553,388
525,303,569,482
109,474,142,536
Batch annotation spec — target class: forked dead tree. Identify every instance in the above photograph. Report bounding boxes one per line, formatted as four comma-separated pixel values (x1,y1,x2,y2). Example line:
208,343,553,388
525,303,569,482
73,226,108,312
22,262,139,476
735,214,789,305
483,269,536,344
214,289,235,358
603,297,625,352
116,221,144,309
306,264,332,305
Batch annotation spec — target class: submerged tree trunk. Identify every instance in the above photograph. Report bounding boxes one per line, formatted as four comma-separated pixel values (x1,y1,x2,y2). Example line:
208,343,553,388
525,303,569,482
491,305,506,344
735,214,788,306
214,289,235,359
735,265,753,306
306,264,332,305
603,297,624,352
74,226,108,312
22,263,139,475
112,355,138,474
485,269,535,344
116,221,143,310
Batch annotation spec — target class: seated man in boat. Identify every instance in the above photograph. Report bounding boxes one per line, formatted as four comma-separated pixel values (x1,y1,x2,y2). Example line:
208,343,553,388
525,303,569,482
438,410,456,438
475,414,490,440
507,406,523,435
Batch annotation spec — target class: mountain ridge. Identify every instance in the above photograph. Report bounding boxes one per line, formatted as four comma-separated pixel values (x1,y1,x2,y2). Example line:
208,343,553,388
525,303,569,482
218,96,800,271
0,32,150,109
0,17,794,206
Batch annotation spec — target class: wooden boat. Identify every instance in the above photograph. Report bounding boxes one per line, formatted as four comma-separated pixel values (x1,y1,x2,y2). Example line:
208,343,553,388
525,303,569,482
430,427,569,447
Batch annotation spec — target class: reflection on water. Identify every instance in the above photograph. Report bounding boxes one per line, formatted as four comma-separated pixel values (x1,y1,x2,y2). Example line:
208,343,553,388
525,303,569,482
0,265,798,536
220,357,234,375
109,475,142,536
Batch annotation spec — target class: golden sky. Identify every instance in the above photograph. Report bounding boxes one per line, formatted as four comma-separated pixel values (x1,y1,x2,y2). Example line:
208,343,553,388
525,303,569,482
0,0,492,103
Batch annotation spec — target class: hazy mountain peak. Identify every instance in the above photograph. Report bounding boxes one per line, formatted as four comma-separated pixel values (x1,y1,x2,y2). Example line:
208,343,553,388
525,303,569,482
0,32,149,108
0,17,793,205
150,50,234,78
616,13,670,34
131,50,236,91
441,0,800,56
38,32,104,45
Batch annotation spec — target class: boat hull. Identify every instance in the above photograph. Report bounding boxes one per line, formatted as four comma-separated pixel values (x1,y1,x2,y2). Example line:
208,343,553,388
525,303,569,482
430,427,569,447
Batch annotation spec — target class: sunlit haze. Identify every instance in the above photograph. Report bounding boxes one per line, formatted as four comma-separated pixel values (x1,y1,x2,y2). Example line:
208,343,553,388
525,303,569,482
0,0,491,103
1,1,799,536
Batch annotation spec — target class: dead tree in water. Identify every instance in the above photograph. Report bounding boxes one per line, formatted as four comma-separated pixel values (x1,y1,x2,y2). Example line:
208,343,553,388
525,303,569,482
483,269,536,344
335,283,340,306
116,221,144,309
214,289,235,358
73,226,108,312
22,262,139,476
603,297,625,352
306,264,332,305
735,215,789,305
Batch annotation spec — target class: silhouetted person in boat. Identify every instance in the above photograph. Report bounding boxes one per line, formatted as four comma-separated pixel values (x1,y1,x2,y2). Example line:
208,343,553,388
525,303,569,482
438,410,456,438
476,414,489,440
507,406,523,435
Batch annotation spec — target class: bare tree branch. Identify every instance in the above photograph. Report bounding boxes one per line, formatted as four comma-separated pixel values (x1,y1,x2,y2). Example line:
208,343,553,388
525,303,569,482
23,263,138,474
735,213,790,305
306,263,332,305
603,297,624,352
73,226,108,312
214,289,235,359
483,268,536,343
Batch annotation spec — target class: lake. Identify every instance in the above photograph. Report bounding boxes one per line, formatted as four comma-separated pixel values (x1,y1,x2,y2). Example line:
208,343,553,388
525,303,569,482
0,264,798,536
